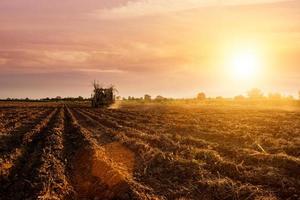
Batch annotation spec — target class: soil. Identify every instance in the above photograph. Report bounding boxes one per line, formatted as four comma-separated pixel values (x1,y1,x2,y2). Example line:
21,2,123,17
0,103,299,200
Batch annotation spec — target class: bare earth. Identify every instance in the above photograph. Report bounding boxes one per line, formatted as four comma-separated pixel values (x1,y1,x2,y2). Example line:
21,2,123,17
0,102,299,200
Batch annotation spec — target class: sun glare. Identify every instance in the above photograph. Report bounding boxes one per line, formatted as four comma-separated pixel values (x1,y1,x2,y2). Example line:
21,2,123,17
231,50,261,81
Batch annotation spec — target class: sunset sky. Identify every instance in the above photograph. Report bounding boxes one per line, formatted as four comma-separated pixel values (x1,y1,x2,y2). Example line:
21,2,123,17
0,0,299,99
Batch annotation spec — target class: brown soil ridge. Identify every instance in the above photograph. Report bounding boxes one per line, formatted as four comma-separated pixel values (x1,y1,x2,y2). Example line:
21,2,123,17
0,108,61,199
64,107,153,199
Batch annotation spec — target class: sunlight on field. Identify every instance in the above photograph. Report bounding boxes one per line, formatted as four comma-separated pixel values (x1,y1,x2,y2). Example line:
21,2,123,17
71,143,134,198
0,0,300,199
0,102,300,199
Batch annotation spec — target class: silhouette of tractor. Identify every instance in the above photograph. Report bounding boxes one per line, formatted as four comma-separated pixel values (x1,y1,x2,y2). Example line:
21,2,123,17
91,81,116,108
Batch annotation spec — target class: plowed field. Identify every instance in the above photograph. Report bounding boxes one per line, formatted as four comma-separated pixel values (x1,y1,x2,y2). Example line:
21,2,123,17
0,103,299,200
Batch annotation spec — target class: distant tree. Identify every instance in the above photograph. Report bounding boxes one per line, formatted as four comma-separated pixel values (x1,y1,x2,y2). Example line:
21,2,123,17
115,96,122,100
247,88,264,99
77,96,84,101
286,95,294,101
268,93,282,100
216,96,223,100
197,92,206,100
234,95,245,100
144,94,151,101
155,95,165,101
128,96,138,100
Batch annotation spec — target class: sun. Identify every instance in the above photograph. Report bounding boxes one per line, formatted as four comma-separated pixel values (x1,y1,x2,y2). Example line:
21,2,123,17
230,50,261,81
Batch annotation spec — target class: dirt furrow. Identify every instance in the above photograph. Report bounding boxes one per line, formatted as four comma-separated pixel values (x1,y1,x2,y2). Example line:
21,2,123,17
0,109,42,134
80,109,300,199
33,107,75,199
73,108,276,200
81,108,216,149
0,108,55,165
85,109,300,173
83,108,259,151
0,107,63,199
64,107,160,200
0,103,298,200
99,110,300,199
2,109,44,132
1,107,75,200
96,108,300,156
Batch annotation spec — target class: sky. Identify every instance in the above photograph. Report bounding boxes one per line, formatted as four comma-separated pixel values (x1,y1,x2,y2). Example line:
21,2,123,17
0,0,299,98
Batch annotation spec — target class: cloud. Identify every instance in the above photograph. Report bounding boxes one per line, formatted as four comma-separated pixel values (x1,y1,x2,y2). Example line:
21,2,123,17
76,68,125,73
0,58,8,65
45,51,91,63
0,43,191,75
92,0,290,19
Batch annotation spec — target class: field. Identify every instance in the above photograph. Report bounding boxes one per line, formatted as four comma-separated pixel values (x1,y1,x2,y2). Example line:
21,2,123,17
0,102,299,200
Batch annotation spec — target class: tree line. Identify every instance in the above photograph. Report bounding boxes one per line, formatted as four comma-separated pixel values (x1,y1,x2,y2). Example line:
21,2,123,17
195,88,298,101
0,96,88,102
1,89,299,102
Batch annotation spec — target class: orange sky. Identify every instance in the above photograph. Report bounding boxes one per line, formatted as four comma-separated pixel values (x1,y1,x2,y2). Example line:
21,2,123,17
0,0,299,98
